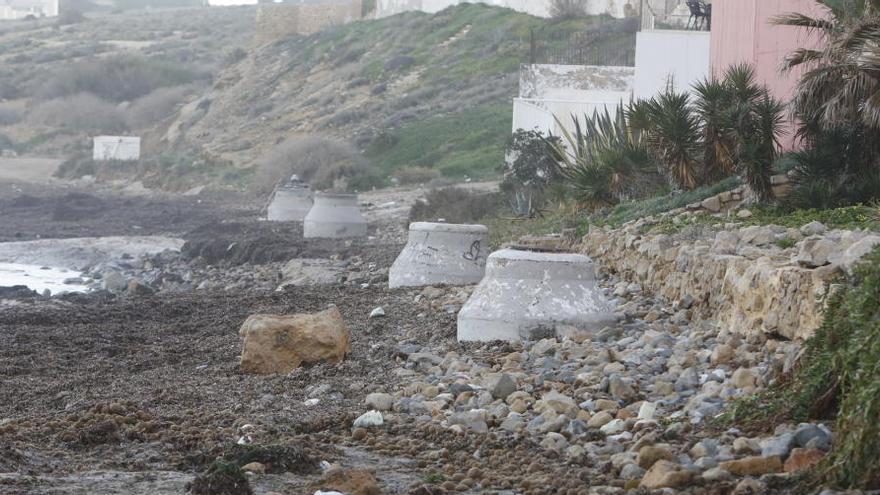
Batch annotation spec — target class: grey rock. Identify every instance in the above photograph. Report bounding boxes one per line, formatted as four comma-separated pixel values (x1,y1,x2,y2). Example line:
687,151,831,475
760,432,795,458
364,393,394,412
448,410,488,433
609,375,637,402
619,463,646,480
794,423,831,451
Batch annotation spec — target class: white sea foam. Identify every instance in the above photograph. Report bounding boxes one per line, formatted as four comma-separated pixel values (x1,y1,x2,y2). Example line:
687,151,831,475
0,262,89,294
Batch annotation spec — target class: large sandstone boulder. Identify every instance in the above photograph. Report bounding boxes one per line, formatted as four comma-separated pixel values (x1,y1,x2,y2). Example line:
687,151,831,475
239,307,351,374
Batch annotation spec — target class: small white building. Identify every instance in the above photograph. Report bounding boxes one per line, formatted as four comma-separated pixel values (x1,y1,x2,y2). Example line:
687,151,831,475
0,0,59,20
93,136,141,161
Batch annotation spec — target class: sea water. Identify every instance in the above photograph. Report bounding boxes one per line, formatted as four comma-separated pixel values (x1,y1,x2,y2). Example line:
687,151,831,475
0,262,89,295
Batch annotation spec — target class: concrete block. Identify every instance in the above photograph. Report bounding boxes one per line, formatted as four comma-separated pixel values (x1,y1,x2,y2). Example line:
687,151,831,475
303,193,367,239
389,222,489,288
267,183,313,222
457,249,618,342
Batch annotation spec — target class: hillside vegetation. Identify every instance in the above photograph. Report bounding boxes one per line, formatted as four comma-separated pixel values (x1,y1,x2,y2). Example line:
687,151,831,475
178,4,637,183
0,6,255,159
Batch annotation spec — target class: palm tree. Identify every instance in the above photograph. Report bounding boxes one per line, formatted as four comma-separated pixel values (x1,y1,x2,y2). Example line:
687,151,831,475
774,0,880,131
776,0,880,204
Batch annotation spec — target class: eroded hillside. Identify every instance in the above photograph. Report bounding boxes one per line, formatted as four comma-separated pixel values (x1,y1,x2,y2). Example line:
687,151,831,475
174,4,637,180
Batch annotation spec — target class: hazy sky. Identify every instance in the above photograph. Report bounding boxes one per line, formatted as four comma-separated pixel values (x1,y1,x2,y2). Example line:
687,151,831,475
208,0,258,5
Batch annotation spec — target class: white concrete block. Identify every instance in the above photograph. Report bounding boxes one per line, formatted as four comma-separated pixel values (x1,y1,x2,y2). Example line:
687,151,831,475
303,193,367,239
389,222,489,288
457,249,618,342
267,184,313,222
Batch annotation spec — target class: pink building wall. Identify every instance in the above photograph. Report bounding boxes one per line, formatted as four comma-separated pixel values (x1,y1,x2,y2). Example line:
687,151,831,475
710,0,825,149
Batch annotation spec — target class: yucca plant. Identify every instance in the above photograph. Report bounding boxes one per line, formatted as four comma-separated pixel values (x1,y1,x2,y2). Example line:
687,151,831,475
629,88,703,190
549,106,661,209
692,77,737,182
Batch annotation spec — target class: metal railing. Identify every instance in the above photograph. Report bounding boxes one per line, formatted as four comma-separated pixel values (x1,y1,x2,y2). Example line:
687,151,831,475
527,19,639,67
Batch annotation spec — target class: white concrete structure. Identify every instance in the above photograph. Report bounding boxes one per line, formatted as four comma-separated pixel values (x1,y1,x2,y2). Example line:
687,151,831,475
374,0,639,18
0,0,58,20
457,249,618,342
267,182,313,222
303,193,367,239
93,136,141,162
389,222,489,288
634,29,711,99
512,64,634,137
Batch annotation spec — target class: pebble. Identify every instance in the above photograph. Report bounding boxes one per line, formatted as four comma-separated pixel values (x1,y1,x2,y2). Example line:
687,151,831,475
353,411,384,428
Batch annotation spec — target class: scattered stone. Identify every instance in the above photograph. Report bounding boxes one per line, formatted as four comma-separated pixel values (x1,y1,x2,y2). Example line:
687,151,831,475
639,460,693,490
732,477,767,495
760,432,795,458
241,462,266,474
588,411,614,429
702,467,732,482
800,221,827,236
369,307,385,318
794,423,832,451
364,393,394,412
353,411,383,429
239,308,351,374
448,410,488,433
637,445,674,469
784,448,825,473
315,468,380,495
719,456,783,476
600,419,625,435
485,373,517,400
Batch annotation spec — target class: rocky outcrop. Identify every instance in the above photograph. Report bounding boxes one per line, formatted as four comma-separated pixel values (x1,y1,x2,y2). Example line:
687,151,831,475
239,307,351,374
580,219,879,341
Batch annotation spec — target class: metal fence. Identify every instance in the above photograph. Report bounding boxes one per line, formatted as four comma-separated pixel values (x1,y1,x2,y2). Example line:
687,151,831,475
527,18,639,67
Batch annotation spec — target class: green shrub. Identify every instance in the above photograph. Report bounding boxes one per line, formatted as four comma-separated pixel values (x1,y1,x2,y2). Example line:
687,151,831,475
0,105,21,126
501,129,564,216
253,136,381,194
28,93,127,133
762,248,880,488
549,0,588,19
394,166,441,185
409,187,501,224
37,55,207,103
125,85,193,129
187,460,252,495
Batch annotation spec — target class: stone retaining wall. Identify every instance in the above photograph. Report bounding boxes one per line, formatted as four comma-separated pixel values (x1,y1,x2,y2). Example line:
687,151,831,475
578,220,880,341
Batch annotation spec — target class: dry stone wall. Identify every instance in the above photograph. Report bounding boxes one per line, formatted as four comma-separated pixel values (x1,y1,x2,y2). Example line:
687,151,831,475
254,0,363,45
579,217,880,341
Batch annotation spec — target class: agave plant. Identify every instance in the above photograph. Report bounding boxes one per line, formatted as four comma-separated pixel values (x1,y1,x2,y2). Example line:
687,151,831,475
549,105,661,208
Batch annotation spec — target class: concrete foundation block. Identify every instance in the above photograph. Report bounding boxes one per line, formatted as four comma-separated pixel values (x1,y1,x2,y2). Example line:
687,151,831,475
267,184,313,222
303,193,368,239
457,249,618,342
389,222,489,288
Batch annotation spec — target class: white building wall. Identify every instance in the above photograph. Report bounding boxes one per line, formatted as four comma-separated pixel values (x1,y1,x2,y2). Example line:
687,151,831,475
0,0,59,19
633,29,710,99
93,136,141,161
513,64,634,137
